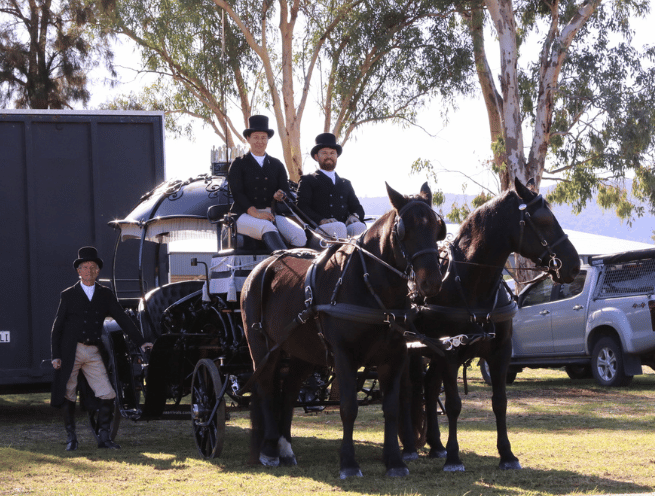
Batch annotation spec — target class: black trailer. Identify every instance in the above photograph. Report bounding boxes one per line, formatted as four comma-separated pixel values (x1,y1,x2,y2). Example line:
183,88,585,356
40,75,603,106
0,110,165,392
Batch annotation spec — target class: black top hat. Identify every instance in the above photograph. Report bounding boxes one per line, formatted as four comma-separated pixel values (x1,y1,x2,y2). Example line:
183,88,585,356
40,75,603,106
243,115,275,138
74,246,103,270
311,133,342,159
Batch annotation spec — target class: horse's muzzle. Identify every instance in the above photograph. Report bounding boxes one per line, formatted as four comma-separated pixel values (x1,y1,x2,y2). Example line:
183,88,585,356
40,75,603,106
416,268,442,298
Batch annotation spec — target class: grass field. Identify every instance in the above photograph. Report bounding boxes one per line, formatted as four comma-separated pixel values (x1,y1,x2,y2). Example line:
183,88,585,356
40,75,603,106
2,366,655,496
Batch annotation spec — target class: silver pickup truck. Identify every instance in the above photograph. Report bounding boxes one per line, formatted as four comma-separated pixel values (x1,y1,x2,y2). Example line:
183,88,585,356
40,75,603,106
490,248,655,387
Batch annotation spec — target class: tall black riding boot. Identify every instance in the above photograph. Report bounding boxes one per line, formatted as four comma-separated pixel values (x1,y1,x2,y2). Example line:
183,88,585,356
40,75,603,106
262,231,288,252
97,399,121,449
63,399,78,451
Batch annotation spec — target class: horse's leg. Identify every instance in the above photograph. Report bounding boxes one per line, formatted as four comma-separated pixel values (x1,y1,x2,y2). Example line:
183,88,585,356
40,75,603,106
424,359,447,459
277,358,314,466
254,353,285,467
442,359,465,472
486,345,521,470
398,353,421,461
377,354,410,477
334,353,362,479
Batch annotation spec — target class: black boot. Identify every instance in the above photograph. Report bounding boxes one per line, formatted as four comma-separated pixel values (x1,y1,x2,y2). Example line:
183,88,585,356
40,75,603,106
63,399,78,451
97,399,121,449
262,231,288,252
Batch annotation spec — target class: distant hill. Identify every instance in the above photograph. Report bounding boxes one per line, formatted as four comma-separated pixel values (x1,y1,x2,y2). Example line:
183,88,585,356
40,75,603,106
359,191,654,245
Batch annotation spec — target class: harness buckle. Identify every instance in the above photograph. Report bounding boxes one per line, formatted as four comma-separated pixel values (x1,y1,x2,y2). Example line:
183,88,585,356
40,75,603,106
304,285,313,306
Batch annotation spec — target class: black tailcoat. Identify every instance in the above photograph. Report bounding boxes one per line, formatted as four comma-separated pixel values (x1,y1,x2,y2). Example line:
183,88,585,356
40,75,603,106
228,153,290,217
297,170,365,224
50,281,145,407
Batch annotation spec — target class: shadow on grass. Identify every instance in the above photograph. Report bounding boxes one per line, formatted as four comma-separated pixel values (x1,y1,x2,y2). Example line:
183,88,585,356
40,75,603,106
0,397,652,496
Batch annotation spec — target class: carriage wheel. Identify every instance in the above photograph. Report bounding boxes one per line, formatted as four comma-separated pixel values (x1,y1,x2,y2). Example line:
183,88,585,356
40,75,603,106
191,359,226,458
88,399,121,442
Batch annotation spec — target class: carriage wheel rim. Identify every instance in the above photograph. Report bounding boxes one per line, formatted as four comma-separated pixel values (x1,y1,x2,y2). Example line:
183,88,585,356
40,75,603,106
191,359,226,459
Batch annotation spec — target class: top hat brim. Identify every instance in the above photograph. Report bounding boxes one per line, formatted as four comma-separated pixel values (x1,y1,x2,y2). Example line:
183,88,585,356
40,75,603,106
243,128,275,139
74,257,103,270
311,143,342,159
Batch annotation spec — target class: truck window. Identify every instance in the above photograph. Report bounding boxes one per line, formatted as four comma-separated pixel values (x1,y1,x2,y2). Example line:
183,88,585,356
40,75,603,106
521,278,555,307
556,270,587,300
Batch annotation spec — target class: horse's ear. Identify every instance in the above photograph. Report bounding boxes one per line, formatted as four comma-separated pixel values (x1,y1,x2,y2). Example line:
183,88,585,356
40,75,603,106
419,182,432,205
514,177,536,201
385,182,408,211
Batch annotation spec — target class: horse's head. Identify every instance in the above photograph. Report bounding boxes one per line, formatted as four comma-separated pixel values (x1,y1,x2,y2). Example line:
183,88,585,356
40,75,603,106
512,178,580,284
385,182,446,298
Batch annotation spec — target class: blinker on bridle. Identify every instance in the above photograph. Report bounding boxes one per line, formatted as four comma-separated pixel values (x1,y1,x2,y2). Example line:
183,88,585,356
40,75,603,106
393,200,442,280
518,194,568,279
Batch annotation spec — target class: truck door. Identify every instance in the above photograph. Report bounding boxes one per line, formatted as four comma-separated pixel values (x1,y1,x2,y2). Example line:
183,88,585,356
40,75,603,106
550,270,588,354
513,277,556,355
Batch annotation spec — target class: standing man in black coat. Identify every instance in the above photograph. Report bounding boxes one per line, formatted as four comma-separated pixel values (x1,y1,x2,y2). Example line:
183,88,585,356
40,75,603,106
297,133,366,239
51,246,153,450
228,115,306,251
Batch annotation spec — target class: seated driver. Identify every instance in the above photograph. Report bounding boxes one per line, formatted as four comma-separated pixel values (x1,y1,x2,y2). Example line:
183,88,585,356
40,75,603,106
227,115,306,251
297,133,366,239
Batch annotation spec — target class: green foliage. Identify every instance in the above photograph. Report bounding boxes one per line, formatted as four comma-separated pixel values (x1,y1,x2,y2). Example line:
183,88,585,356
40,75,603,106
517,1,655,222
0,0,116,109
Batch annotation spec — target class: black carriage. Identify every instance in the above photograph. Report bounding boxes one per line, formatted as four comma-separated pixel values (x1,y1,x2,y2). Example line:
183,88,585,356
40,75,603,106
100,166,391,458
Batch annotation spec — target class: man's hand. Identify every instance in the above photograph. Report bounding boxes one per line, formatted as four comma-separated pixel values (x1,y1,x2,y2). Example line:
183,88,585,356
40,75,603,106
273,189,286,202
52,359,61,370
320,218,338,225
247,206,275,222
345,214,360,226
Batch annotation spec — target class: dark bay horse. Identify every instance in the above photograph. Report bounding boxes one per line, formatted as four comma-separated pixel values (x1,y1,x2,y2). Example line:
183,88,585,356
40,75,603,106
413,178,580,471
241,183,446,478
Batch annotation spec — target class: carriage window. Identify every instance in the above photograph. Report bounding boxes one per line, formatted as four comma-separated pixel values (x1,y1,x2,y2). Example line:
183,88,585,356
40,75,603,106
521,278,555,307
556,270,587,300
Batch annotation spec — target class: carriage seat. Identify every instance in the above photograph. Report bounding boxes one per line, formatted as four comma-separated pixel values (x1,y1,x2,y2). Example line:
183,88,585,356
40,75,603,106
207,205,272,255
139,280,205,339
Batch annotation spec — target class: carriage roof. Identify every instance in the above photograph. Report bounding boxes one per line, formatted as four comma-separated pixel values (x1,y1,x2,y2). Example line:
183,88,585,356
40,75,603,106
109,174,231,244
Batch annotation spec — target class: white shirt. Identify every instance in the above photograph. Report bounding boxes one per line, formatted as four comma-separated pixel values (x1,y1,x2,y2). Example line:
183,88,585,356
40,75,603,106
319,169,336,184
252,153,266,167
81,283,95,301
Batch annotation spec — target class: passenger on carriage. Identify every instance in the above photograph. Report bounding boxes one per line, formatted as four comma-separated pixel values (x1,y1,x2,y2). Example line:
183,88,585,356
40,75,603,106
227,115,306,252
297,133,366,239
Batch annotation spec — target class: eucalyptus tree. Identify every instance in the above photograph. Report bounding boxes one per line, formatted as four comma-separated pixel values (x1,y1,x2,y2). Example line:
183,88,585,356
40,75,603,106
0,0,115,109
455,0,654,221
101,0,474,180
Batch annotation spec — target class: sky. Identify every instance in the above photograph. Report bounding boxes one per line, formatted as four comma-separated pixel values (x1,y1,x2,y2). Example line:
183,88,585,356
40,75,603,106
91,9,654,201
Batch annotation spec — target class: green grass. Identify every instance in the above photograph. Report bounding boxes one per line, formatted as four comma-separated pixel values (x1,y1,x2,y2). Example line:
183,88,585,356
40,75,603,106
2,366,655,495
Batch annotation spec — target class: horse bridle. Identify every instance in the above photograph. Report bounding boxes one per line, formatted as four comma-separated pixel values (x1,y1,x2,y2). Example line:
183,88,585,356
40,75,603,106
391,200,443,280
517,194,568,279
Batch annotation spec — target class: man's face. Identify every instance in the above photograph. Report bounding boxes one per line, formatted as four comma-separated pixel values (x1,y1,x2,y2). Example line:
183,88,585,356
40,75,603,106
316,148,338,171
247,131,269,156
77,261,99,286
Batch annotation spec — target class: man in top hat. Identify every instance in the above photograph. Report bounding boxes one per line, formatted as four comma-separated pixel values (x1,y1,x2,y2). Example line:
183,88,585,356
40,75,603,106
51,246,153,451
297,133,366,239
227,115,306,251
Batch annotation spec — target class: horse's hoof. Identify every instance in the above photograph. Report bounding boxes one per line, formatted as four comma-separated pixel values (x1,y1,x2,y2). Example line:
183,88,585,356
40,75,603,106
386,467,410,477
403,451,419,461
259,453,280,467
339,468,363,479
429,448,447,459
499,460,522,470
280,455,297,467
443,463,465,472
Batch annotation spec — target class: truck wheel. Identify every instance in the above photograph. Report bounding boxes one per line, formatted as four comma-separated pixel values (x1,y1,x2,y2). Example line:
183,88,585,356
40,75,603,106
565,364,592,380
591,337,633,387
